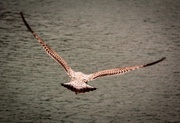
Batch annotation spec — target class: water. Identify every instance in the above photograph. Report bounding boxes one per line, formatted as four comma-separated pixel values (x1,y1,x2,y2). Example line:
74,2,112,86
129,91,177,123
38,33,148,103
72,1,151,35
0,0,179,123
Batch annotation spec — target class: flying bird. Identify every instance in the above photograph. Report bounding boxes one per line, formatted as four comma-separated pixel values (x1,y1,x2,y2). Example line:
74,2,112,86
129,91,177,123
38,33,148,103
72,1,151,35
20,12,166,94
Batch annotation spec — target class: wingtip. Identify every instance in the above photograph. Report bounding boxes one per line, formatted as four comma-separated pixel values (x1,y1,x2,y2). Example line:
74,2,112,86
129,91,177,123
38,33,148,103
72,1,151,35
157,57,166,62
20,12,24,18
20,11,34,33
161,57,166,60
143,57,166,67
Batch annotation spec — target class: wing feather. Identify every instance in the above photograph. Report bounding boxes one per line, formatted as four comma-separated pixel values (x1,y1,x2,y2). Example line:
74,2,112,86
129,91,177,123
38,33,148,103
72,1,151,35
20,12,74,77
89,57,166,80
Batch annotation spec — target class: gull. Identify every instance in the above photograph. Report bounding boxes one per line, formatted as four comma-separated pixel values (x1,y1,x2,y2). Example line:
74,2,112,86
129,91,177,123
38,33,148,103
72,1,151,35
20,12,166,94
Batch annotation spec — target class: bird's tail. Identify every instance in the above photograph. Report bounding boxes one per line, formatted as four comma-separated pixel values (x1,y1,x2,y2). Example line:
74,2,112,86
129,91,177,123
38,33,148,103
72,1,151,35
61,81,96,94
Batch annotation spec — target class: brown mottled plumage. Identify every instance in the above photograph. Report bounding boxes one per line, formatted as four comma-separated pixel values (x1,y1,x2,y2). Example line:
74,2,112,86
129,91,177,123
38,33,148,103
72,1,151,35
20,12,166,94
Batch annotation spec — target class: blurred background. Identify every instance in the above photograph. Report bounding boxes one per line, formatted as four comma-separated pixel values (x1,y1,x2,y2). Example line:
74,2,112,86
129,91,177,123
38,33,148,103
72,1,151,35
0,0,179,123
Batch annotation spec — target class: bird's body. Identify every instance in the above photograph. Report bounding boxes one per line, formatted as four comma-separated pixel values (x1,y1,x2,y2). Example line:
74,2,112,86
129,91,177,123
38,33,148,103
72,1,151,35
20,12,166,94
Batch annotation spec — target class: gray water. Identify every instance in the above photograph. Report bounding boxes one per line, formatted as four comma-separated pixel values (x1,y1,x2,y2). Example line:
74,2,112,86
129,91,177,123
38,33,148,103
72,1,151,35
0,0,179,123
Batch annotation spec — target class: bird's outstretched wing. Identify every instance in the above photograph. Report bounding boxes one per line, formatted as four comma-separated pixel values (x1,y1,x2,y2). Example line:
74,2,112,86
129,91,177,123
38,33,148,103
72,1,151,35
88,57,166,80
20,12,74,78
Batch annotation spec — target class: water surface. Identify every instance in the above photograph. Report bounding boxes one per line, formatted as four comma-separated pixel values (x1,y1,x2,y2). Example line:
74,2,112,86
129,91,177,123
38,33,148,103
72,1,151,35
0,0,179,123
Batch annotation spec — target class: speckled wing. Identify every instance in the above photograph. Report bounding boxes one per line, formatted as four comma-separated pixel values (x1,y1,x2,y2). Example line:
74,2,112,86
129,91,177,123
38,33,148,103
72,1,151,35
89,57,166,80
20,12,74,77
